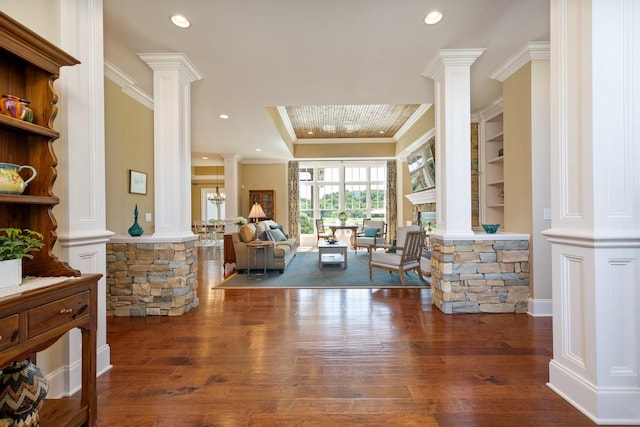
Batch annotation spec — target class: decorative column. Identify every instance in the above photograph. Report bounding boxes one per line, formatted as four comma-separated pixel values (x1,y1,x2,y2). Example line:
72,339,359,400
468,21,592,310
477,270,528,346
138,53,203,239
423,49,485,237
221,153,240,221
544,0,640,423
55,0,114,396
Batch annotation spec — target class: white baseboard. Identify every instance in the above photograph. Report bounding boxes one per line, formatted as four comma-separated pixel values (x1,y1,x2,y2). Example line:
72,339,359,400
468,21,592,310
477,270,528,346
528,297,552,317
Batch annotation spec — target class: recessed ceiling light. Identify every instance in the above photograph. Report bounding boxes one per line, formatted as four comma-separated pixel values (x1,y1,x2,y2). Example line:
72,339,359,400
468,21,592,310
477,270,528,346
379,130,385,134
201,156,209,160
170,14,191,28
256,148,262,152
424,10,443,25
219,114,229,119
308,131,313,135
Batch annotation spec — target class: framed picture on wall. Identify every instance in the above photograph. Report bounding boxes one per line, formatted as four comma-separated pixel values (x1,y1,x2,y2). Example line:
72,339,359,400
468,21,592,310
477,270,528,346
129,170,147,195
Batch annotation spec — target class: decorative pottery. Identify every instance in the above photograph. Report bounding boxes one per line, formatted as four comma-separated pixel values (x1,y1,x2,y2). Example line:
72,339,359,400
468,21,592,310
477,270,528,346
128,204,144,236
0,95,32,122
482,224,500,234
0,259,22,289
0,163,37,194
0,360,49,427
18,99,33,123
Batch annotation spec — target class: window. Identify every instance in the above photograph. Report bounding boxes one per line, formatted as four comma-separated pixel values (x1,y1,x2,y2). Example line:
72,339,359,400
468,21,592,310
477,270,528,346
299,161,386,235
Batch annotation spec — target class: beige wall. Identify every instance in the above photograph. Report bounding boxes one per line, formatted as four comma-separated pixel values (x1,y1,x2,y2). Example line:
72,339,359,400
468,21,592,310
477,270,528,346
104,78,154,236
238,163,289,230
504,64,532,234
294,142,395,159
191,166,224,221
395,106,435,155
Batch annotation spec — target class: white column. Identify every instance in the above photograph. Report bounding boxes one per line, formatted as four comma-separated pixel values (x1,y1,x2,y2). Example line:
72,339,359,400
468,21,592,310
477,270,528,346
544,0,640,423
423,49,485,237
138,53,203,239
222,153,240,220
54,0,113,395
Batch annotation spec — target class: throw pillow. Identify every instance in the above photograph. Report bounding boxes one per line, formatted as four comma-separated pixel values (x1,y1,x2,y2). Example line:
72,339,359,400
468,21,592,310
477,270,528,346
239,224,256,242
364,228,380,237
270,224,288,238
267,228,287,241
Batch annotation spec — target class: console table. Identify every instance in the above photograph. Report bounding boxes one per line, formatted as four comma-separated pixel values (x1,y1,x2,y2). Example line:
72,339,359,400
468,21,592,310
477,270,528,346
0,275,101,426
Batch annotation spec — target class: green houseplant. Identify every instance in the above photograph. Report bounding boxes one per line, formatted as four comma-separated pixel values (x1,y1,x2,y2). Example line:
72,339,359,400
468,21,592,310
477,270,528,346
0,228,45,289
338,211,348,225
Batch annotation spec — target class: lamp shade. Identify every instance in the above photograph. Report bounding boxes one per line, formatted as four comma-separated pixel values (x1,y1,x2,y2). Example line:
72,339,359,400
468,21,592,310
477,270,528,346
248,203,265,221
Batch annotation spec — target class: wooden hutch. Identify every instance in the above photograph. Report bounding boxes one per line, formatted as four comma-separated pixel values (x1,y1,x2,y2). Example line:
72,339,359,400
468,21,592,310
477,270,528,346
0,12,100,426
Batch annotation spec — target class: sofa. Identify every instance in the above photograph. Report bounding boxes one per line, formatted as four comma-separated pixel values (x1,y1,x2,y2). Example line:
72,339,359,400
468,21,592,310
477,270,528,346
231,220,298,273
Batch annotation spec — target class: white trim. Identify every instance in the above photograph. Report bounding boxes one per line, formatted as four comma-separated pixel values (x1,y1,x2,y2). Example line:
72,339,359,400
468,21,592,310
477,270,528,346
393,104,432,140
104,59,153,109
528,298,553,317
490,41,550,82
277,106,297,142
405,188,436,205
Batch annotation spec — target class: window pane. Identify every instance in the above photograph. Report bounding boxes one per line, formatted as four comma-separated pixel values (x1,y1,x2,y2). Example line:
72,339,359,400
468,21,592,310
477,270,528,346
370,183,385,219
370,166,385,182
299,168,313,182
345,167,366,182
345,184,367,216
318,167,338,182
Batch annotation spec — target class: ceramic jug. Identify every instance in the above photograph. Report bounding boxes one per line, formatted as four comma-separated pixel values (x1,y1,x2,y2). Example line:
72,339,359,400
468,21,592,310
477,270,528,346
0,162,37,194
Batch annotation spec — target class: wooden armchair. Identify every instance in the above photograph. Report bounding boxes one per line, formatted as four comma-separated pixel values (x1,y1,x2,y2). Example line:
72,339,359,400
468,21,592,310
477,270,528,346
369,230,427,286
355,219,387,254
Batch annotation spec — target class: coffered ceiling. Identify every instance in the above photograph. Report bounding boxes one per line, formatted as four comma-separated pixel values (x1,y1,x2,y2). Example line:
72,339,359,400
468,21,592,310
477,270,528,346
102,0,550,164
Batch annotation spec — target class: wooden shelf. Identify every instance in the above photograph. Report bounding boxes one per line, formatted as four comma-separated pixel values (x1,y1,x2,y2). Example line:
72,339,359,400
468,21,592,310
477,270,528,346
0,194,59,204
488,203,504,208
487,131,503,142
487,155,504,164
0,115,60,138
487,180,504,186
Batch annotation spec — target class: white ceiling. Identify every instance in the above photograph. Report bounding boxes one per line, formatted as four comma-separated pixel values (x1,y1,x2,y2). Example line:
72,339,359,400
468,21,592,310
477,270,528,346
102,0,550,165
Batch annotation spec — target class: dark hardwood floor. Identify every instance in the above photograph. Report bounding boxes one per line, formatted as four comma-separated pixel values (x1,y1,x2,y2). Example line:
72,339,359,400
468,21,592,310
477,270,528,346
96,245,600,426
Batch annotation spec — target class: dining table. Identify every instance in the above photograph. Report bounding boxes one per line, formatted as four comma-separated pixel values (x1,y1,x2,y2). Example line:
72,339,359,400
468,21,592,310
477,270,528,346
327,224,360,249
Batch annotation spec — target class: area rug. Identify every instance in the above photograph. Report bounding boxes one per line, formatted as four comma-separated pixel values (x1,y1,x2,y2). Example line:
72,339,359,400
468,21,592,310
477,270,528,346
218,250,431,289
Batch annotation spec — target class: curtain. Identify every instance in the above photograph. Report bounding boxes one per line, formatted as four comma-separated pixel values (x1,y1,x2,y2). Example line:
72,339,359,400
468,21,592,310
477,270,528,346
288,161,299,240
386,159,397,243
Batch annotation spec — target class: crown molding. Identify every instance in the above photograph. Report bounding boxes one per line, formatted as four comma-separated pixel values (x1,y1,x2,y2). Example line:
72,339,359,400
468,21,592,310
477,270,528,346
490,41,550,82
394,104,432,141
277,106,297,143
104,59,153,109
137,53,204,82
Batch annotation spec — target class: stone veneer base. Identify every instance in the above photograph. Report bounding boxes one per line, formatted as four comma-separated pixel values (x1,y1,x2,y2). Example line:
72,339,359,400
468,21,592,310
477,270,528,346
106,236,199,316
430,232,530,314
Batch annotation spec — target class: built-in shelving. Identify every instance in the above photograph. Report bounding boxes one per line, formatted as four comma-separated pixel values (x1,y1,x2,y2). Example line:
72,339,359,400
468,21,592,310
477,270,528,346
479,99,504,225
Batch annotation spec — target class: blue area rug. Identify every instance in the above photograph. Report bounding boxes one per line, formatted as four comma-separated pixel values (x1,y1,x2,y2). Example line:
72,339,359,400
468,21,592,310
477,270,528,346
219,250,430,289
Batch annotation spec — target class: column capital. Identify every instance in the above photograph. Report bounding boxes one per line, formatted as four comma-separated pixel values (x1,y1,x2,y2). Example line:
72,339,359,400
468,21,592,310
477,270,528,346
423,48,486,81
138,52,203,82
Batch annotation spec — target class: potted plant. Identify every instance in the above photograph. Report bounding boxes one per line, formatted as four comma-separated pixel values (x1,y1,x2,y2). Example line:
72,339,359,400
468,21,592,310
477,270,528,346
0,228,45,289
338,211,348,225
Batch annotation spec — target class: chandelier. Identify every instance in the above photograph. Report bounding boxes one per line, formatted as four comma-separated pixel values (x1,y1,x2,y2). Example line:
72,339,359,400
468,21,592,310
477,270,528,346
207,188,225,206
207,165,225,206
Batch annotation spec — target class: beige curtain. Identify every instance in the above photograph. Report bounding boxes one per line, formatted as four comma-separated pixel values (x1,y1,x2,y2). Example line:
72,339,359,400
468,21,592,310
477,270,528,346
386,160,397,243
287,161,299,240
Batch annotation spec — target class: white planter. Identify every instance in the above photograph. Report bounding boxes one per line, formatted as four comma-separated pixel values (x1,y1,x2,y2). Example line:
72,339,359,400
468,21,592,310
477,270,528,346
0,258,22,289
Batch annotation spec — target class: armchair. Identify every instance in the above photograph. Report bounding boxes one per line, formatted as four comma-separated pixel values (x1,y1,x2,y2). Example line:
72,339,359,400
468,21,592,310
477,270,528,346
355,219,387,253
315,218,332,245
369,230,427,286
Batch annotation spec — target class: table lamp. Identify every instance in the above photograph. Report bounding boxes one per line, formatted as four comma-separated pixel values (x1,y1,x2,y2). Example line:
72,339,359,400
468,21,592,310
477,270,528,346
248,202,265,223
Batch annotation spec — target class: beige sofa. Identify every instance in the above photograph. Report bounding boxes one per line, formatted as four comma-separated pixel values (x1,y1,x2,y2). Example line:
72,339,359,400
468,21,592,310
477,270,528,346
231,220,298,273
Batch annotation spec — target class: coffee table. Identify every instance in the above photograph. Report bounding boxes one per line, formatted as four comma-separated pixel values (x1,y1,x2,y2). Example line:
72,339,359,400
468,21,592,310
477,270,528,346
318,240,348,269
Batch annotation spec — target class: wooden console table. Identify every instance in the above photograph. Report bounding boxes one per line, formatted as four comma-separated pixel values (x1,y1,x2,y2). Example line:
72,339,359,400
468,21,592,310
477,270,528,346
0,275,101,426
